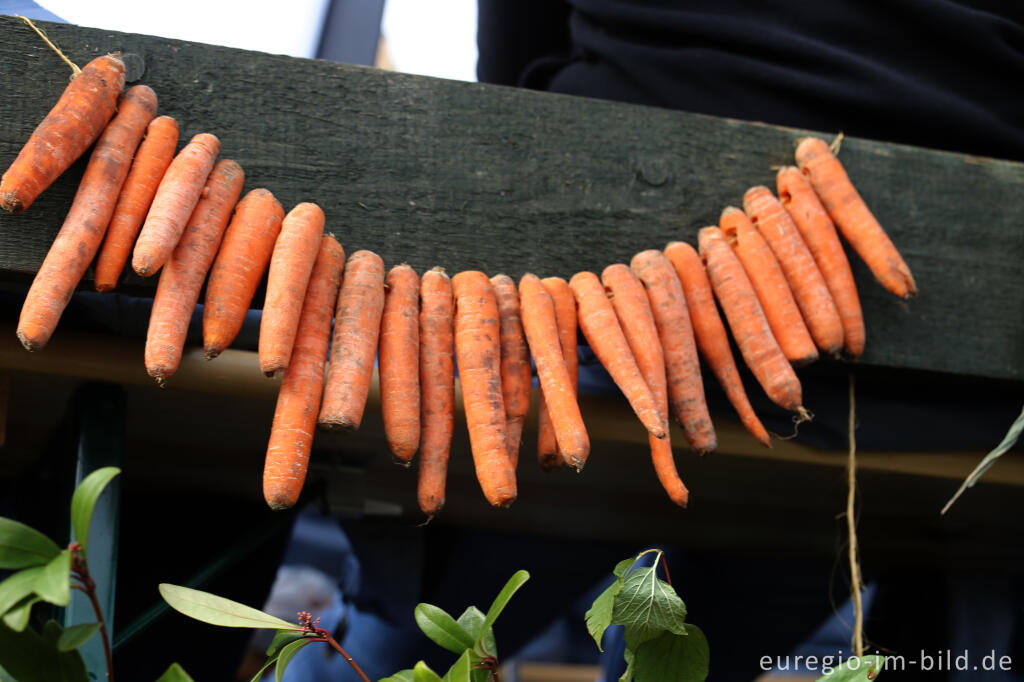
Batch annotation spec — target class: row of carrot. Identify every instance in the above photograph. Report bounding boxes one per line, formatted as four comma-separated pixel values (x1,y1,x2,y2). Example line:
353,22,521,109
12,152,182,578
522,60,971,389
1,53,917,516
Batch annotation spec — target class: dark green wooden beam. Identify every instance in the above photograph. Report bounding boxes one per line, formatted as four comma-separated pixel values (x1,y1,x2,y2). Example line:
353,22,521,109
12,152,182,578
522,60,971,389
1,16,1022,381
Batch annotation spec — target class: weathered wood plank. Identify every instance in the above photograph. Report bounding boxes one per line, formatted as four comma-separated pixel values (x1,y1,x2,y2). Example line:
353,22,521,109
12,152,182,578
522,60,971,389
2,16,1023,380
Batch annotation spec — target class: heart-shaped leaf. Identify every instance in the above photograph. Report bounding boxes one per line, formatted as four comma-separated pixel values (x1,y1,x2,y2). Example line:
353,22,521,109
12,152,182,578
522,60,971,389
159,584,302,630
612,566,687,649
633,625,708,682
415,603,474,654
0,518,61,570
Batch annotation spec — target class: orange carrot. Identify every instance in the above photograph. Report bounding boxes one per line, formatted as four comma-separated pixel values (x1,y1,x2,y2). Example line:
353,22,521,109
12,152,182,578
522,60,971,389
628,252,717,455
132,132,220,277
1,54,125,213
451,271,517,508
380,264,421,464
569,271,666,439
698,227,805,414
202,188,284,359
537,276,578,470
777,165,866,357
263,235,346,510
664,241,771,447
519,273,589,471
795,137,916,299
319,250,386,432
144,159,244,383
94,115,180,292
744,185,844,356
417,267,454,517
720,206,818,366
491,274,532,468
602,263,690,506
259,203,326,377
16,85,157,352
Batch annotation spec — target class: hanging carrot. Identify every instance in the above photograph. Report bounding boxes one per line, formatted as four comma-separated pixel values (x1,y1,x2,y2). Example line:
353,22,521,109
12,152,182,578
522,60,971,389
1,53,125,214
319,250,386,432
537,276,577,470
145,159,244,383
795,137,916,299
263,235,346,510
698,227,806,415
720,206,818,366
17,85,157,351
202,188,284,359
519,273,589,471
628,252,716,455
380,264,421,464
417,267,454,518
491,274,532,468
744,185,844,357
259,202,325,377
452,271,517,508
777,165,865,357
132,132,220,277
569,271,666,439
664,241,771,448
94,115,180,292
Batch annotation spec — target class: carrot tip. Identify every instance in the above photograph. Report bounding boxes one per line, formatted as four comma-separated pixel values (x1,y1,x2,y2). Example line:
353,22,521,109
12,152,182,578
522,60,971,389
94,282,114,294
15,329,42,352
202,348,220,361
266,498,295,511
392,457,413,469
318,418,358,433
0,192,24,214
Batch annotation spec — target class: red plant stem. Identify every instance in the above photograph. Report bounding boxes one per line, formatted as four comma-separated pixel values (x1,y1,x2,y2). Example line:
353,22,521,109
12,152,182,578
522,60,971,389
633,548,673,587
71,549,114,682
313,629,371,682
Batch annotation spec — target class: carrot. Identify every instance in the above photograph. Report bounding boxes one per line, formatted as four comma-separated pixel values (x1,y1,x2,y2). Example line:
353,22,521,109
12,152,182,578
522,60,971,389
744,185,844,357
202,188,284,359
777,165,866,357
380,264,421,464
628,252,717,455
602,263,689,506
144,159,244,383
263,235,346,510
568,271,666,439
417,267,454,517
318,250,386,432
490,274,532,468
519,273,589,471
16,84,157,352
720,206,818,366
132,132,220,277
664,241,771,447
795,137,916,299
698,227,805,414
536,276,578,470
1,54,125,214
451,271,517,508
94,115,180,292
259,203,326,377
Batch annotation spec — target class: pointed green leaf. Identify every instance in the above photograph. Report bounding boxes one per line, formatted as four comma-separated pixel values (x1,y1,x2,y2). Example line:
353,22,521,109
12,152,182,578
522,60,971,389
443,650,473,682
633,625,708,682
34,550,72,606
2,596,40,631
815,655,886,681
41,620,89,682
586,579,622,652
613,557,638,579
266,629,308,656
56,622,101,652
0,518,61,570
379,670,416,682
414,603,474,654
612,566,687,649
275,637,313,682
0,566,43,615
619,647,635,682
155,662,196,681
158,584,302,630
456,606,496,658
481,570,529,635
70,466,121,555
413,660,444,682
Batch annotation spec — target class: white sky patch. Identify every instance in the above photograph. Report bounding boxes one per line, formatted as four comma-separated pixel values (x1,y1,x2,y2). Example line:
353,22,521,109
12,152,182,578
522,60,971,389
381,0,478,82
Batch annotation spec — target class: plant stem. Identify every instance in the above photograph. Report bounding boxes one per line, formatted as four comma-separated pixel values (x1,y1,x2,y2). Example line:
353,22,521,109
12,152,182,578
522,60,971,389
71,549,114,682
315,630,370,682
633,548,672,587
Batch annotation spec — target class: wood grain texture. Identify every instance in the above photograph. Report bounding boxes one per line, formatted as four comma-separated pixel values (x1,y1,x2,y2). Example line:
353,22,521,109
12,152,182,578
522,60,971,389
1,17,1023,380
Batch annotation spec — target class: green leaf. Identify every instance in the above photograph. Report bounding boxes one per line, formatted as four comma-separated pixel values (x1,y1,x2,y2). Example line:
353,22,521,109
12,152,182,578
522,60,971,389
34,550,72,606
481,570,529,635
379,670,415,682
158,584,303,630
586,579,621,652
612,566,687,649
0,518,61,570
247,654,281,682
155,662,196,682
0,620,87,682
613,557,638,579
266,629,307,657
42,620,89,682
633,625,709,682
275,637,313,682
815,655,886,681
442,650,473,682
56,622,101,652
619,647,635,682
943,405,1024,514
414,603,474,654
0,567,43,616
413,660,444,682
2,596,40,631
456,606,496,658
70,467,120,556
